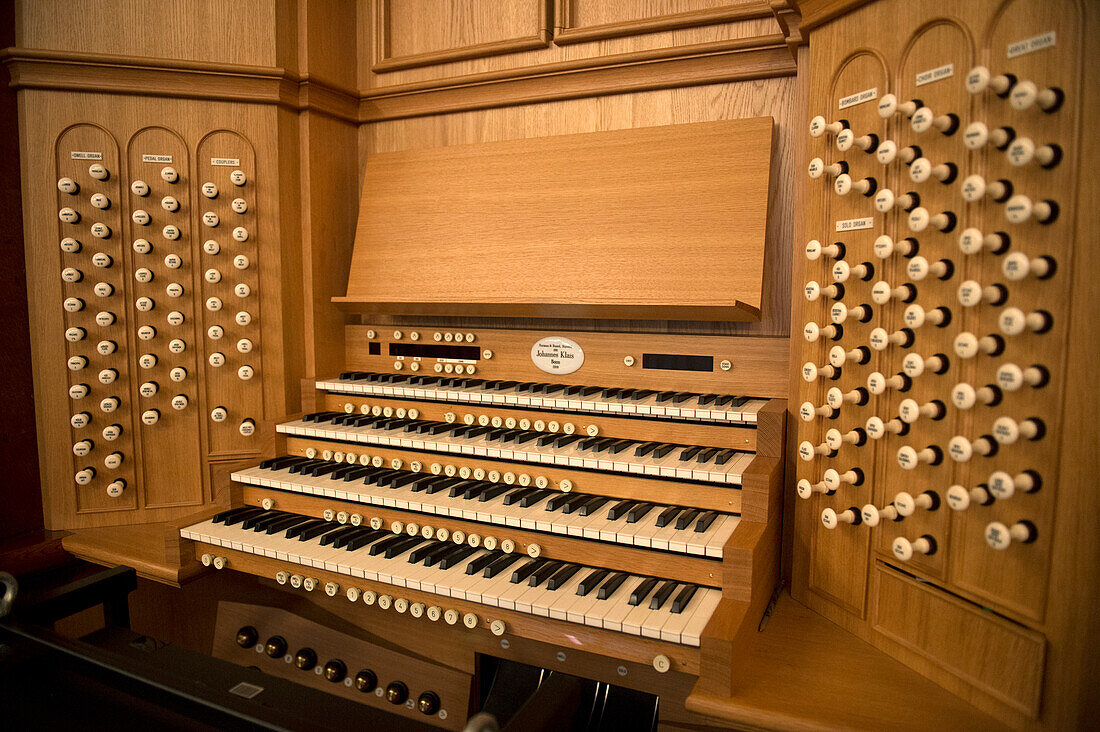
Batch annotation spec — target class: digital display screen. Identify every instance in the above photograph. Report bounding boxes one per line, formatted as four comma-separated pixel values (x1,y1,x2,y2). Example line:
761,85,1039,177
641,353,714,372
388,343,480,360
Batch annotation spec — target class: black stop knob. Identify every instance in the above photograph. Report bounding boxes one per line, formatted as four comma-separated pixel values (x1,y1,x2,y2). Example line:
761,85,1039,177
354,669,378,693
417,691,441,715
323,659,347,683
294,647,317,671
264,635,287,658
235,626,258,649
385,680,409,705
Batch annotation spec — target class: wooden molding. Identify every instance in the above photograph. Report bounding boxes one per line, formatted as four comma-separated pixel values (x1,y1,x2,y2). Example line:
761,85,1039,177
795,0,875,32
554,1,776,45
3,37,796,125
1,48,361,123
371,0,552,73
332,298,762,322
360,38,796,121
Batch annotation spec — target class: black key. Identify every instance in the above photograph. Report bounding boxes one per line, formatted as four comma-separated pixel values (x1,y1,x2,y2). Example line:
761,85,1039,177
679,446,702,461
553,434,582,448
410,541,451,565
528,561,563,587
333,527,370,549
285,519,327,539
493,381,518,391
559,494,591,514
597,572,629,599
363,469,401,486
697,394,718,406
630,389,656,401
466,426,493,438
483,554,523,578
329,464,358,480
342,466,374,482
545,493,572,511
510,559,544,584
346,530,387,552
513,431,540,445
408,475,439,492
368,534,407,556
247,512,289,531
330,413,357,426
265,515,311,535
503,488,534,506
675,509,701,530
649,581,679,610
426,477,462,495
543,384,567,394
319,525,358,546
672,392,694,404
537,434,558,447
520,490,552,508
479,484,511,501
428,423,452,435
388,472,423,489
515,382,535,393
579,497,609,516
629,578,659,606
713,450,738,466
289,459,324,474
307,463,339,477
299,522,337,542
465,551,501,575
485,429,508,442
260,455,308,470
576,569,608,596
607,500,635,521
656,506,682,528
450,425,475,438
601,388,622,399
655,391,677,403
242,511,281,530
546,564,580,590
438,545,479,569
213,506,260,524
671,585,699,613
627,503,655,523
695,447,720,464
449,480,478,498
580,386,601,397
634,442,658,458
694,511,719,533
385,536,426,559
652,444,675,459
606,440,633,455
302,411,340,422
462,482,492,500
617,388,638,399
564,385,585,396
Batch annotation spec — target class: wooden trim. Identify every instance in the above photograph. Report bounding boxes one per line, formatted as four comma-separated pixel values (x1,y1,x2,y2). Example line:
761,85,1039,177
331,298,762,322
2,38,796,126
1,49,361,123
360,37,796,121
796,0,876,33
370,0,552,73
555,1,775,46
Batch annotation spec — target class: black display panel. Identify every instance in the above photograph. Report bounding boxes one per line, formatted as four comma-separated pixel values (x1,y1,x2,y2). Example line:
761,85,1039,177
388,343,480,360
641,353,714,372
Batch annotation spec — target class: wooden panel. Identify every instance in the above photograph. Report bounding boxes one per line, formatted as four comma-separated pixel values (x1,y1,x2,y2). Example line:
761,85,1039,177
556,0,773,45
345,325,790,398
343,119,773,320
372,0,551,72
872,564,1045,717
213,601,472,729
360,77,797,339
16,0,278,66
792,0,1099,727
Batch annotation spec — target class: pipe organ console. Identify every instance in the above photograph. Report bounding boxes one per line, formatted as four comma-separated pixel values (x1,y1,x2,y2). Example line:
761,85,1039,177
3,0,1097,729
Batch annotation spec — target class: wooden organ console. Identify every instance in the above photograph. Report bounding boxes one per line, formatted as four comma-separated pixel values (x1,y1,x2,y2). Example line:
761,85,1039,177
2,0,1096,729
